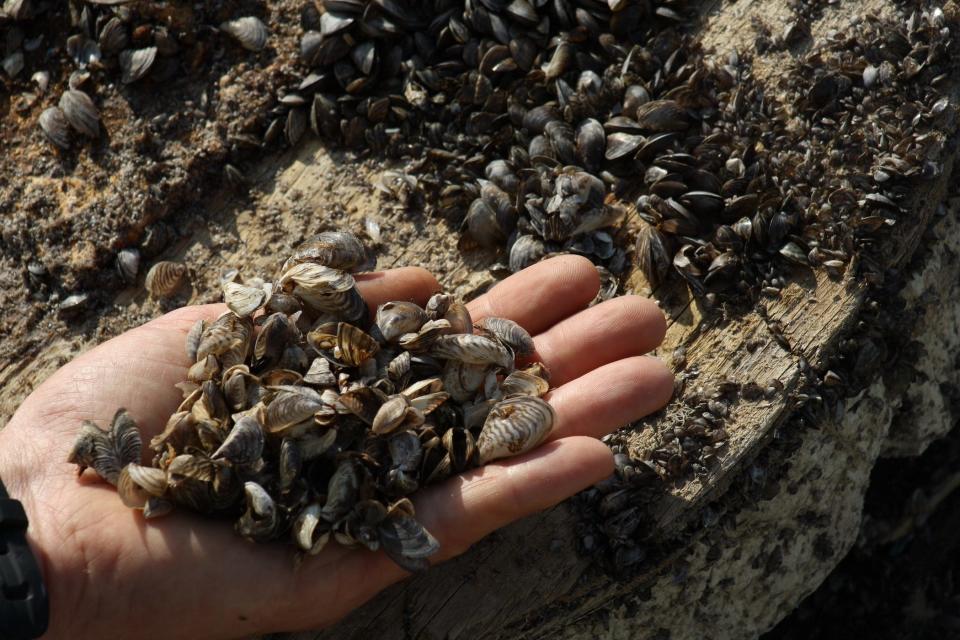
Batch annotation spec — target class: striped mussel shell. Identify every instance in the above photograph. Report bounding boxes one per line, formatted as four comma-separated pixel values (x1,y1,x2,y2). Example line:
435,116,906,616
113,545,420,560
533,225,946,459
499,369,549,398
379,511,439,573
283,230,368,272
371,394,413,435
195,311,252,367
476,396,555,464
59,89,100,138
145,261,187,298
222,281,266,318
211,416,264,466
117,463,168,509
431,334,514,370
397,319,450,352
441,360,490,403
335,322,379,366
98,16,129,54
508,235,546,273
264,387,326,435
277,262,368,324
474,316,535,358
39,106,71,149
375,301,428,342
166,453,239,513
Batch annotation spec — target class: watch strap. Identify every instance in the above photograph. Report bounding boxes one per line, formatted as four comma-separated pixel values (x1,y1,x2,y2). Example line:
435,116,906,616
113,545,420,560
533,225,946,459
0,478,49,639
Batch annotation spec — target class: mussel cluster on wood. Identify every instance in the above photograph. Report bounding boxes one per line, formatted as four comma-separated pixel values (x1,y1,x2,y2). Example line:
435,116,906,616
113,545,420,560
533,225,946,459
268,0,955,304
7,0,270,150
267,0,699,279
68,230,555,571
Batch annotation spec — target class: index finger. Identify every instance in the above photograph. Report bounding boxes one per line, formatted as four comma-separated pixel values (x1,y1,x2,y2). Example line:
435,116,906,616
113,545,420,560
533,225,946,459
466,255,600,335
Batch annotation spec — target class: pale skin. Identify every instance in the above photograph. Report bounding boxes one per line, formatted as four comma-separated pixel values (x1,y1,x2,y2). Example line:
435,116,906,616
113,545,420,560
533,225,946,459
0,255,673,639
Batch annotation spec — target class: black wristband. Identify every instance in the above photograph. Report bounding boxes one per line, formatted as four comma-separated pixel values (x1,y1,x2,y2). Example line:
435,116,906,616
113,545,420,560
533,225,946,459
0,478,49,639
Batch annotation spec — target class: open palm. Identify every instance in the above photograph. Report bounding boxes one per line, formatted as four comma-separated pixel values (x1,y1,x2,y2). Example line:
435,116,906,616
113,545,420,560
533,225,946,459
0,256,671,639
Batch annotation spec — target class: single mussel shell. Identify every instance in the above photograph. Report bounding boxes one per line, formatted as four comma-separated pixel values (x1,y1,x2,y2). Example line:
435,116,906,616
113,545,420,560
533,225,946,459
474,316,534,358
508,235,546,273
575,118,605,173
432,334,513,369
236,482,280,541
476,396,555,464
285,231,368,273
211,416,264,466
375,301,428,343
119,47,156,84
59,89,100,138
116,248,140,284
220,16,269,52
379,513,439,573
39,106,71,149
223,281,266,317
145,261,188,298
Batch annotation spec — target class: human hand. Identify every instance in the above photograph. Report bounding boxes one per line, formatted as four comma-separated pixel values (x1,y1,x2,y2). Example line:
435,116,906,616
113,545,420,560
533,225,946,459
0,255,672,639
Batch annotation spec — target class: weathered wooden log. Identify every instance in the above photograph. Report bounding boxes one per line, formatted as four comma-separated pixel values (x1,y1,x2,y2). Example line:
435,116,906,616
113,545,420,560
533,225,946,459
0,1,957,638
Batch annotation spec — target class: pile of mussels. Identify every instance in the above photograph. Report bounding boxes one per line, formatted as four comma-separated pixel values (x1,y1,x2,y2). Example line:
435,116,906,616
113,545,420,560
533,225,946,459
68,230,555,571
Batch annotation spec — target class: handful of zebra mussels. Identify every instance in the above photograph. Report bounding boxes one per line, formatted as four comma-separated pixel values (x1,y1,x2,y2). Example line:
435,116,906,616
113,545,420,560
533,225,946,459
68,230,554,572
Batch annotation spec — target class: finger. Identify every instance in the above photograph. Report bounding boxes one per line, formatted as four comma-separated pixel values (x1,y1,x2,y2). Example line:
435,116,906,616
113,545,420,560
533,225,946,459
17,268,440,442
355,267,441,310
530,296,667,386
546,356,674,441
265,436,614,632
420,436,614,560
466,255,599,334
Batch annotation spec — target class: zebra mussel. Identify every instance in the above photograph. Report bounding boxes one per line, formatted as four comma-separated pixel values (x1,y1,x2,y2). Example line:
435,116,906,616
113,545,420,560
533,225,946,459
69,229,555,572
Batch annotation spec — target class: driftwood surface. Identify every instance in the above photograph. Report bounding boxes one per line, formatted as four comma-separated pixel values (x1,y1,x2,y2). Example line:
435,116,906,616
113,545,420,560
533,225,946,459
296,1,958,639
0,0,956,639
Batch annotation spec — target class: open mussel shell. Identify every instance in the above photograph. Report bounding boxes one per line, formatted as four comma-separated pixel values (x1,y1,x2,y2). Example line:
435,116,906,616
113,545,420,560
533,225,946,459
67,409,142,486
220,16,269,52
